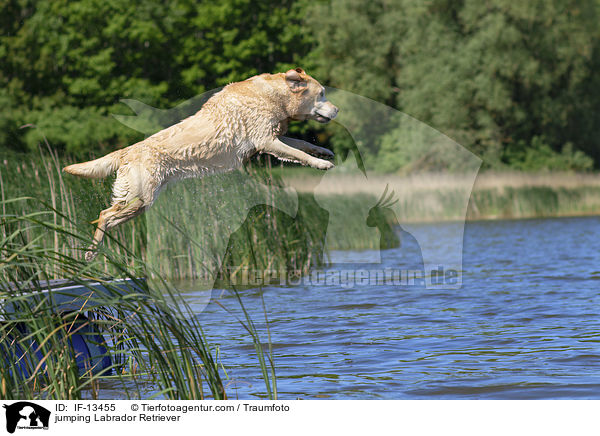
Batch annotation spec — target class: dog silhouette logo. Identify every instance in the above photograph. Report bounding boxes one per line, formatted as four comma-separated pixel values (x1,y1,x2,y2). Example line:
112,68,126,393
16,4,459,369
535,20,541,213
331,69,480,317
3,402,50,433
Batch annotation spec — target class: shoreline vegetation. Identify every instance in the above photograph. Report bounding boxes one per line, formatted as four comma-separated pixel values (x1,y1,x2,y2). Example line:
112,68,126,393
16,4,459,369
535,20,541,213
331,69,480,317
2,149,600,279
280,170,600,223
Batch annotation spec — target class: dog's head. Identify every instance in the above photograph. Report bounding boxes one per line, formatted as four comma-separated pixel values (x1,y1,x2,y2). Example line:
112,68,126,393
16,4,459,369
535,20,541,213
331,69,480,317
283,68,338,123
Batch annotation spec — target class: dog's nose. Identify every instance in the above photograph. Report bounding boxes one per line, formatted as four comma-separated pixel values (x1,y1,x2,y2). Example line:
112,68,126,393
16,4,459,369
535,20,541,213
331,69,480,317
328,105,339,119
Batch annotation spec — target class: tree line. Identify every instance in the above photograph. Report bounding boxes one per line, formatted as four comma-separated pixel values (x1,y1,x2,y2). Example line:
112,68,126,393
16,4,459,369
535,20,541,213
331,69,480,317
1,0,599,171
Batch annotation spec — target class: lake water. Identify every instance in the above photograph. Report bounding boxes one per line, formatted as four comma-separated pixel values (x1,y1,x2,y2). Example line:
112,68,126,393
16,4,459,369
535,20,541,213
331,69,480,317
185,216,600,399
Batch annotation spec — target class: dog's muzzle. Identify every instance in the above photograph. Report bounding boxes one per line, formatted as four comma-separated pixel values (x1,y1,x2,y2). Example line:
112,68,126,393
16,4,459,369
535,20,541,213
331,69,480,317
314,105,339,123
314,113,332,123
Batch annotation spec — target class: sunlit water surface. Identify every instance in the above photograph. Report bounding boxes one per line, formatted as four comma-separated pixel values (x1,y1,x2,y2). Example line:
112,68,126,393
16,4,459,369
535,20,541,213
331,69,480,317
131,216,600,399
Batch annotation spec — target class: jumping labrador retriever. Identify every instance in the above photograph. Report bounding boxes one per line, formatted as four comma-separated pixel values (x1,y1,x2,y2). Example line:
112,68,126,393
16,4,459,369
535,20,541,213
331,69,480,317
63,68,338,261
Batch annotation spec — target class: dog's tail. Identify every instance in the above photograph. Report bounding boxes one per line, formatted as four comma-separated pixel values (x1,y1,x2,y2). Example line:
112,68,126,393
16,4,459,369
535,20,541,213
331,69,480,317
63,150,123,179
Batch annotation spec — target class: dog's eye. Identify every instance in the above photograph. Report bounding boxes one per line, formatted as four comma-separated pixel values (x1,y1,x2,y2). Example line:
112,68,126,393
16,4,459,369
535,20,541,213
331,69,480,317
319,90,324,97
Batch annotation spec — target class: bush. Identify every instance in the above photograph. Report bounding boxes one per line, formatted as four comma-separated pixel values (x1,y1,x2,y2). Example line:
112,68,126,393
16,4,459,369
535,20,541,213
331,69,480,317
504,137,594,172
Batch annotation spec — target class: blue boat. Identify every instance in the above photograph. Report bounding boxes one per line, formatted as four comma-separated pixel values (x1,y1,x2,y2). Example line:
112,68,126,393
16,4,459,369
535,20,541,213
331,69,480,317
1,278,145,377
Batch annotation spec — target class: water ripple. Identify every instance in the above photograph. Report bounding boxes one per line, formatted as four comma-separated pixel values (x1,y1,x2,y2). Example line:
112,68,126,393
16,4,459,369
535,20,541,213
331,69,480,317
188,216,600,399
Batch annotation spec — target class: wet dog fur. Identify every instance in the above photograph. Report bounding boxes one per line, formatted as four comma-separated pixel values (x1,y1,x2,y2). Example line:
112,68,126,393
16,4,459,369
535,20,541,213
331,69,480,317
63,68,338,261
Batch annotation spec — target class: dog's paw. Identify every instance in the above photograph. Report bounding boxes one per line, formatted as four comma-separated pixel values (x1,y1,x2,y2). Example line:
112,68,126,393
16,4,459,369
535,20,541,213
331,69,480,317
315,160,335,170
85,249,98,262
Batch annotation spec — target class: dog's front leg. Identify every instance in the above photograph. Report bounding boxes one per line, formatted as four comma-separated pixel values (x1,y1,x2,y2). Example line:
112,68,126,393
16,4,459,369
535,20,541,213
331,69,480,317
280,137,335,160
260,138,334,170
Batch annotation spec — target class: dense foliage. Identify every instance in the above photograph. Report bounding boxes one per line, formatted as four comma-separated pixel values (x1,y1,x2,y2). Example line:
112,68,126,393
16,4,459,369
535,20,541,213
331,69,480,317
0,0,308,156
1,0,599,171
308,0,600,171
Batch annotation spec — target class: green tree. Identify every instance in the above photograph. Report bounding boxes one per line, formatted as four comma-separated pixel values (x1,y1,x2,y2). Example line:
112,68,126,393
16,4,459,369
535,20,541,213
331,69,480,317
0,0,310,156
306,0,600,171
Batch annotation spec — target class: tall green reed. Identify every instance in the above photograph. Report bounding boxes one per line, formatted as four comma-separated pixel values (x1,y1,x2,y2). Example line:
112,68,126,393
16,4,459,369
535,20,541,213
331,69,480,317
0,203,224,399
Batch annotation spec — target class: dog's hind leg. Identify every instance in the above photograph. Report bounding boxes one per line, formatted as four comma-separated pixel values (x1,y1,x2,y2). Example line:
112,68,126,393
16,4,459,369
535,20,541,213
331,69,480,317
85,198,146,262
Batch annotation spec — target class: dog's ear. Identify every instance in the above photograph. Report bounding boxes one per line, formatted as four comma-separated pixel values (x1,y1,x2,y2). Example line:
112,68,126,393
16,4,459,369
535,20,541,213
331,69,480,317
285,68,307,93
